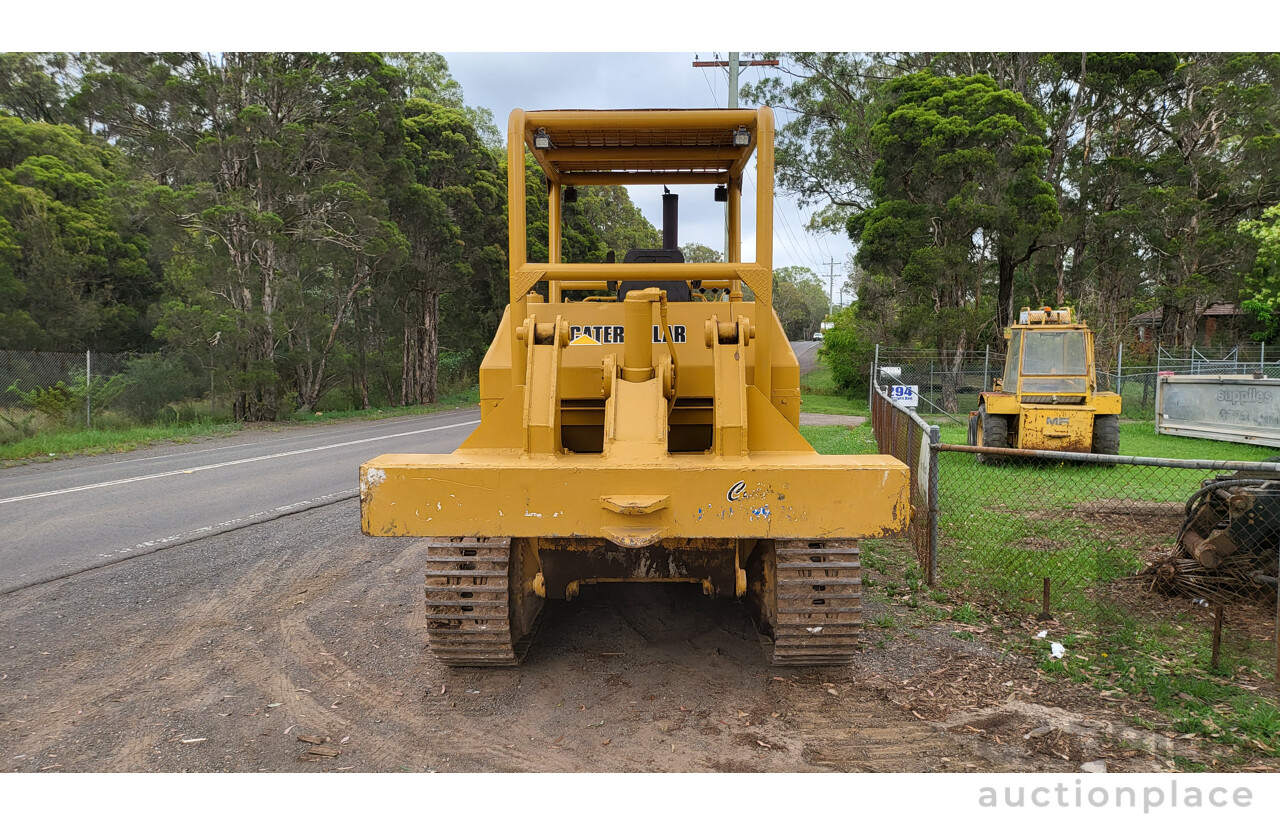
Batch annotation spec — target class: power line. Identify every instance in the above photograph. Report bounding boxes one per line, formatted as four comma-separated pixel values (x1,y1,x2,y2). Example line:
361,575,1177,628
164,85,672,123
692,52,822,271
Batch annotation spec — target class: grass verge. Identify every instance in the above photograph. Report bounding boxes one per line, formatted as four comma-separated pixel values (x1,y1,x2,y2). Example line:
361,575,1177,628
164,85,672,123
799,362,869,417
0,386,481,463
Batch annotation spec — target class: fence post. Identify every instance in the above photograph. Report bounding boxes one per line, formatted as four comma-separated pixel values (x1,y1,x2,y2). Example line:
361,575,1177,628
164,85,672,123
871,343,879,410
85,350,91,428
982,345,990,392
1262,341,1266,375
928,424,940,588
1117,341,1124,398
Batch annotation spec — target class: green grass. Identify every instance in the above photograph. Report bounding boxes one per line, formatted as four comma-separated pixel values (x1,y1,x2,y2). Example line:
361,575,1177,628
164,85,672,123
799,362,841,395
934,418,1278,462
929,416,1279,608
0,386,481,463
798,423,880,456
1029,605,1280,759
284,387,479,423
0,421,240,462
798,361,869,417
799,394,869,417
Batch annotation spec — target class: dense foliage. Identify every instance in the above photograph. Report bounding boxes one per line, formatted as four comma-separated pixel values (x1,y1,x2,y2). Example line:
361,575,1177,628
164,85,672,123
0,51,667,421
4,51,1278,418
747,52,1280,397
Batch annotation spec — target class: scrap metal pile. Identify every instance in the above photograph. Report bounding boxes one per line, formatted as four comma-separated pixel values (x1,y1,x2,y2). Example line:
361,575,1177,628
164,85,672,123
1144,463,1280,603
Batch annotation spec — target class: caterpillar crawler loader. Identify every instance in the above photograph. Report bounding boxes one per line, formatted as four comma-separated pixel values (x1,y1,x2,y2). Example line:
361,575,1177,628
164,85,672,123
968,306,1122,459
360,107,909,666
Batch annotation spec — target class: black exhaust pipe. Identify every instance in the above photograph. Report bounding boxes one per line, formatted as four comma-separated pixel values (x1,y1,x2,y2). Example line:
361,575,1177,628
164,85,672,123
662,186,678,250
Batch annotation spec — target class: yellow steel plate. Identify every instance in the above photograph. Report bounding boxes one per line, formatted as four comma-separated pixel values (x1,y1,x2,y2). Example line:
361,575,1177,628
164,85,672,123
361,453,908,541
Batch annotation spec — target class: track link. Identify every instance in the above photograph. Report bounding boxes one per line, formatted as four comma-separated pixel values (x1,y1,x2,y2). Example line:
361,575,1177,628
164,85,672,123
423,537,535,666
767,539,863,666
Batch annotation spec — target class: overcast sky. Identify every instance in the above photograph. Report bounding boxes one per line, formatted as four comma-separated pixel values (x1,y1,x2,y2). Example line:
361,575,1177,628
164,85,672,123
441,52,856,304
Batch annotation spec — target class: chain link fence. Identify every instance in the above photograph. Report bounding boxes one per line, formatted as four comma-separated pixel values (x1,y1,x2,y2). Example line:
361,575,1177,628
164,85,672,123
935,446,1279,606
869,342,1278,425
870,385,937,584
870,384,1280,688
935,444,1279,691
872,347,998,421
1,350,137,438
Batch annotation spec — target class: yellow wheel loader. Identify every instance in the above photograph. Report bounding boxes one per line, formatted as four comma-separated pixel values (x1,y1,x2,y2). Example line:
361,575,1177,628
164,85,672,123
360,107,909,666
968,306,1121,459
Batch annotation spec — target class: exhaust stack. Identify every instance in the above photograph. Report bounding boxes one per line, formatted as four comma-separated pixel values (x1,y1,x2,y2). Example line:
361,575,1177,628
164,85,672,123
662,187,678,250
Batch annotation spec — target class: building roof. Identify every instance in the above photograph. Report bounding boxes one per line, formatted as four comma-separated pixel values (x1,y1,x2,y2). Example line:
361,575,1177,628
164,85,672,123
1130,303,1241,325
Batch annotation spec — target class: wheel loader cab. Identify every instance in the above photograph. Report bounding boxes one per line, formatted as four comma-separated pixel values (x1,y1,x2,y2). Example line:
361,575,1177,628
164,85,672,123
360,107,910,666
1007,327,1091,400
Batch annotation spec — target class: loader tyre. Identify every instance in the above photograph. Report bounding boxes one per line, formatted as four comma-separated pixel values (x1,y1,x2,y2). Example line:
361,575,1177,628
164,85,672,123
976,405,1009,464
747,539,863,666
1092,414,1120,456
422,536,543,666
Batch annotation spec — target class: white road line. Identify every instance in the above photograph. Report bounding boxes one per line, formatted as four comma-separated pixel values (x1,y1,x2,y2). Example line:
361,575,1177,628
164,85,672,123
0,419,478,506
94,409,478,468
92,489,360,561
0,488,361,595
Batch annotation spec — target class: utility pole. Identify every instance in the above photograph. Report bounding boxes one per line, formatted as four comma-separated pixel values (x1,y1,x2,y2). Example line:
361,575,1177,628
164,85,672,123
826,259,838,309
692,53,780,108
692,54,779,261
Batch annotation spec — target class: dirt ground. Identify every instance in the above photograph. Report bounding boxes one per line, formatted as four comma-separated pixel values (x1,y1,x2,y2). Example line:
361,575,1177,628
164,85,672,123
0,501,1268,773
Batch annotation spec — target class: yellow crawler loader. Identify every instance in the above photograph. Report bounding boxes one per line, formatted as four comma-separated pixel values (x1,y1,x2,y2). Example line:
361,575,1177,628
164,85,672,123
360,107,909,666
968,306,1122,458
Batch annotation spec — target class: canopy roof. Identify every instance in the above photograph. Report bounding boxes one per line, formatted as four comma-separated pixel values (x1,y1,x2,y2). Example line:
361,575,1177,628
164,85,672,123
515,108,763,186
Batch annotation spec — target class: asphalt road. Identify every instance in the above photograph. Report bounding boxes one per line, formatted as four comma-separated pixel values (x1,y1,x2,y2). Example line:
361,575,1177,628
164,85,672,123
0,340,821,594
0,408,480,593
792,339,821,373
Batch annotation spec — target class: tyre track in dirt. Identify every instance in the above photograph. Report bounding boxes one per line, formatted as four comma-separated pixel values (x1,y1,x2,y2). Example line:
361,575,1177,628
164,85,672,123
1,501,1065,772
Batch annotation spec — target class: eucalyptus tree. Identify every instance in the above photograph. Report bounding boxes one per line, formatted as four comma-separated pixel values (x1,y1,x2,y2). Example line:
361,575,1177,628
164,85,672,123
391,98,505,405
0,115,155,351
75,52,405,419
851,71,1060,410
1113,53,1280,347
1240,204,1280,342
0,53,77,124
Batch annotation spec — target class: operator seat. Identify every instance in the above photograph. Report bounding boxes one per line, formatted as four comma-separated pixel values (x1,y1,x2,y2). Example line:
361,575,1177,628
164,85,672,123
615,248,691,302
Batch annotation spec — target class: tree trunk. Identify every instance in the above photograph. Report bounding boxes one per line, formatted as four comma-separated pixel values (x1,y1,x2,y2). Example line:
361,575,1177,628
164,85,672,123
417,289,440,404
1160,304,1183,348
938,330,967,413
996,243,1015,345
401,325,413,407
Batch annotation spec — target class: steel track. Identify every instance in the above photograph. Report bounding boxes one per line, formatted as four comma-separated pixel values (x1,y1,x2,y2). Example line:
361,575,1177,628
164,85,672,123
765,539,863,666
